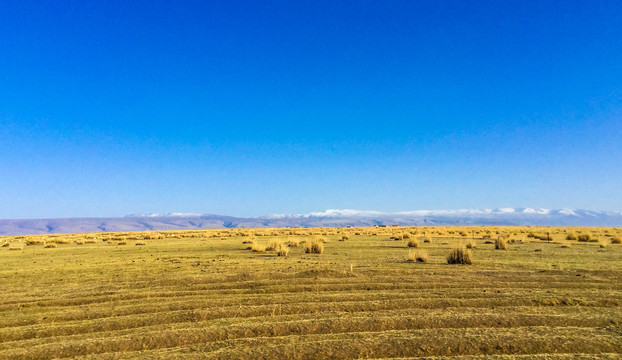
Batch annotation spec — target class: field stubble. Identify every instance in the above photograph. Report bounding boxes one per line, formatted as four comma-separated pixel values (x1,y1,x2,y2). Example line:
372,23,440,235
0,226,621,359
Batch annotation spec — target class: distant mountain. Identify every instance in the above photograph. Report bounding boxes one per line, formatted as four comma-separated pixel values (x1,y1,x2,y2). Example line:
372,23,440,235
1,208,621,236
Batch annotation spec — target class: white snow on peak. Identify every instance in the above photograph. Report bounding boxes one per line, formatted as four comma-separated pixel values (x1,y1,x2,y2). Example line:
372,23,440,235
522,208,551,215
558,209,578,216
307,209,385,217
267,208,567,218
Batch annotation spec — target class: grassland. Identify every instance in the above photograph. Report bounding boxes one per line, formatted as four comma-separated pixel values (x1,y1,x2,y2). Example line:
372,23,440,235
1,226,621,359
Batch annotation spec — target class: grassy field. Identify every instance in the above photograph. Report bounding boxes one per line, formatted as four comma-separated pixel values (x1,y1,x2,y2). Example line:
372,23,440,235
1,226,621,359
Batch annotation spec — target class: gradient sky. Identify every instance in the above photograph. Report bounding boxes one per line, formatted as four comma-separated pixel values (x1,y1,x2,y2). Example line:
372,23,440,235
1,1,622,219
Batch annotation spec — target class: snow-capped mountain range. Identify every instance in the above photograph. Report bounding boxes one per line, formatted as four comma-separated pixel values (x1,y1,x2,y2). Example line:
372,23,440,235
1,208,621,236
267,208,597,218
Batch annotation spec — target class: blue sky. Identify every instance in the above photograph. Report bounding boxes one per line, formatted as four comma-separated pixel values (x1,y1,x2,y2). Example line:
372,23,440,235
1,1,621,219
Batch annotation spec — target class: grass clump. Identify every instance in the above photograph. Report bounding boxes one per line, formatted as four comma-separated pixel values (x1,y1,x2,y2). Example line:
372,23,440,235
407,239,419,248
577,234,595,242
316,236,329,243
611,237,621,245
44,243,57,248
447,248,472,265
276,245,289,257
566,233,578,241
495,237,507,250
287,239,300,247
340,235,349,241
251,244,266,252
266,240,283,252
305,240,324,254
465,240,475,249
407,250,429,263
135,242,146,246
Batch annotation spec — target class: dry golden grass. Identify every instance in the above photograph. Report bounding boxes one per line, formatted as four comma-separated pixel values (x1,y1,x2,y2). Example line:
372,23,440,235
304,239,324,254
276,245,289,257
407,239,419,248
447,247,472,264
578,234,594,242
25,239,44,245
0,225,621,359
407,250,429,263
266,240,283,251
251,243,266,252
495,237,508,250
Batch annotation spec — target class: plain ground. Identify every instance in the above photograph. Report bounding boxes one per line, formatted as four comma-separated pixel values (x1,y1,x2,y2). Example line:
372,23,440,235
1,226,621,359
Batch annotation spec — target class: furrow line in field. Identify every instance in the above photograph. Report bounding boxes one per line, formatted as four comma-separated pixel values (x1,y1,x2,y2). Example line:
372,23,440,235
4,323,620,360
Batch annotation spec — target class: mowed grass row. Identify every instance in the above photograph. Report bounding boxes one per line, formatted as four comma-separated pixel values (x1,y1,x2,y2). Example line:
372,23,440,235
1,226,621,359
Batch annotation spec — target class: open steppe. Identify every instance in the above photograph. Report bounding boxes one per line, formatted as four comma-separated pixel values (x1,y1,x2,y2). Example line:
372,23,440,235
1,226,621,359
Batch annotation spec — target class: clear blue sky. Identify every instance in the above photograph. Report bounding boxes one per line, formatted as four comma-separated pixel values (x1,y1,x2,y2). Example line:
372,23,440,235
1,1,621,219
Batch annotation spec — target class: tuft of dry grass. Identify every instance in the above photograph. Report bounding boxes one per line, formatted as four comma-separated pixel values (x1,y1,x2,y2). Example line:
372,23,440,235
44,243,57,248
276,245,289,257
407,239,419,248
251,244,266,252
465,240,475,249
495,237,507,250
611,237,621,245
577,234,594,242
340,235,349,241
305,240,324,254
135,242,146,246
566,233,578,240
117,241,127,245
287,239,299,247
266,240,284,251
447,248,472,265
407,250,429,263
52,238,71,244
316,236,329,243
